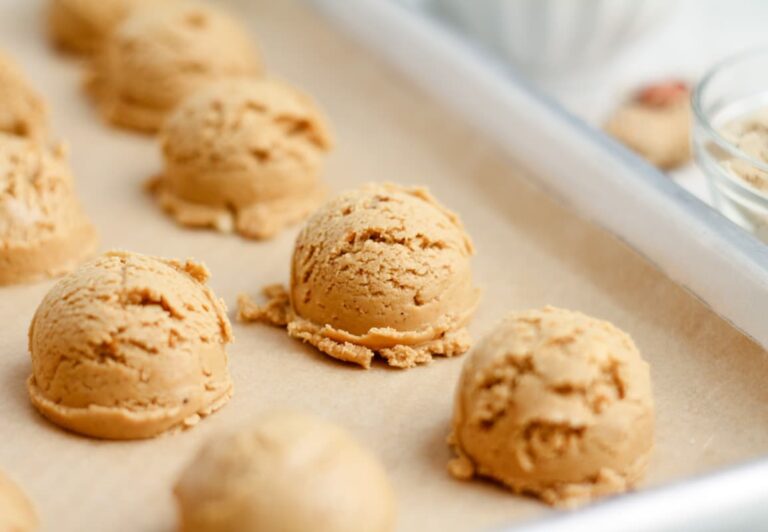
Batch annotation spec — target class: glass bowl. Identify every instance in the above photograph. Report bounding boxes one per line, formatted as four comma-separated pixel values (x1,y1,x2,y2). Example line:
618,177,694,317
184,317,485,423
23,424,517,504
693,48,768,242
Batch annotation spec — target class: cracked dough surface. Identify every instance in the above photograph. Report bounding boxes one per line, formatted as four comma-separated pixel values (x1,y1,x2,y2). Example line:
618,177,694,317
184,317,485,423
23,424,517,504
239,183,480,369
0,471,37,532
174,411,395,532
0,134,97,285
0,52,47,141
47,0,170,55
27,250,233,440
148,78,332,239
448,306,654,507
87,2,262,133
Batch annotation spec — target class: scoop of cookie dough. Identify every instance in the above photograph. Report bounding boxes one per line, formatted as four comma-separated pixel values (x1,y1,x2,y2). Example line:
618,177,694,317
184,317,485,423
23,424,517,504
238,183,480,369
0,471,37,532
87,2,262,133
27,250,234,440
174,411,396,532
604,81,691,170
47,0,170,55
0,52,47,141
0,134,97,286
148,78,332,238
448,306,654,507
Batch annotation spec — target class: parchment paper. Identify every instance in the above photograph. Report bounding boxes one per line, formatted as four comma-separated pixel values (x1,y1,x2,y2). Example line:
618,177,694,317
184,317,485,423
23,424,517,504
1,1,767,531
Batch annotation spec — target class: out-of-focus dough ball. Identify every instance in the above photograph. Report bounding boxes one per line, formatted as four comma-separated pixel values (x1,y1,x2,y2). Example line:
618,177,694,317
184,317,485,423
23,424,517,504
47,0,171,55
0,53,47,141
604,81,691,170
0,134,97,285
0,471,37,532
87,2,262,133
174,411,396,532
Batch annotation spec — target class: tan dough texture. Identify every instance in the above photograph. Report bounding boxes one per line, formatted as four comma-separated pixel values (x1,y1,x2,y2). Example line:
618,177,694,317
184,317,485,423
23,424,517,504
448,306,654,507
47,0,171,55
238,183,480,369
604,89,691,170
0,134,97,286
0,52,47,141
174,411,396,532
719,108,768,191
87,2,262,133
27,250,234,440
148,78,332,239
0,471,38,532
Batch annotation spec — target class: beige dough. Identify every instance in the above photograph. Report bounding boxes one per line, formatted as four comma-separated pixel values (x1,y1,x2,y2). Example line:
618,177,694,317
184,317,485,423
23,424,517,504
238,183,480,369
87,2,262,133
0,134,97,286
719,107,768,191
148,78,332,239
174,411,396,532
448,306,654,507
0,471,37,532
47,0,171,55
27,250,234,440
604,81,691,170
0,52,47,141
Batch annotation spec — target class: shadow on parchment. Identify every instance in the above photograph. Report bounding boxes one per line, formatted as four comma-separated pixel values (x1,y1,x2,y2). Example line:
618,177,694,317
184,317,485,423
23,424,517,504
1,355,49,430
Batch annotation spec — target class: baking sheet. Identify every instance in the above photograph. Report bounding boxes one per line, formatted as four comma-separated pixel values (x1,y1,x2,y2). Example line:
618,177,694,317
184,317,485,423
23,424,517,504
1,1,768,531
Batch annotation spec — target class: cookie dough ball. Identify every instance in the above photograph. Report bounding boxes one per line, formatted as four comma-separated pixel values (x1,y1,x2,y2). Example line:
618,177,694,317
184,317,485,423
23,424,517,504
604,81,691,170
148,78,332,239
0,53,47,141
449,306,654,507
27,250,234,440
174,411,396,532
238,183,480,369
88,3,262,133
0,472,37,532
0,134,97,285
47,0,170,55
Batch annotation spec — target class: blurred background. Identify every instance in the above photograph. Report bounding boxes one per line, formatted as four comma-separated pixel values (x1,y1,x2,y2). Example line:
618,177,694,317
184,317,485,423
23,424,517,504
394,0,768,240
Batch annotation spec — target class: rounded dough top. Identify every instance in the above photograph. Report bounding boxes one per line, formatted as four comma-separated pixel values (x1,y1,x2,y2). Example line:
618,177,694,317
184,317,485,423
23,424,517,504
0,53,47,140
152,78,332,238
174,411,396,532
291,183,478,337
0,472,37,532
90,2,261,131
27,250,234,439
450,306,654,507
162,78,332,184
